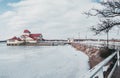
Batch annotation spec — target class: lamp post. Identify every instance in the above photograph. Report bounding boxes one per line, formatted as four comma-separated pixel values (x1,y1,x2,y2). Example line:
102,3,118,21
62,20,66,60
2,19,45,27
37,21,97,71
106,19,110,48
106,30,109,48
78,32,80,39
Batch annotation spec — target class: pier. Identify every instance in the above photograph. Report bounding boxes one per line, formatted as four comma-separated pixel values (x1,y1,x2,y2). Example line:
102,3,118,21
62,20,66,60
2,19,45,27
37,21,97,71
7,40,70,46
0,40,6,43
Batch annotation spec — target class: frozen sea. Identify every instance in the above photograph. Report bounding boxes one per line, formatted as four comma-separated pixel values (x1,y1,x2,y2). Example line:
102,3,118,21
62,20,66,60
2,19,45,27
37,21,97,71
0,43,89,78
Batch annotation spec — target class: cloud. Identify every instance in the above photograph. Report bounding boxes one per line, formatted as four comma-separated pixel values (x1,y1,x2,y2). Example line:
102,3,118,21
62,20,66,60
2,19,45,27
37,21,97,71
0,0,106,40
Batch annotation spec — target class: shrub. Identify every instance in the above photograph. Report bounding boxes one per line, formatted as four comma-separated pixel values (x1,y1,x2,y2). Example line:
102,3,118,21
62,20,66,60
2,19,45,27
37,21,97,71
99,47,116,58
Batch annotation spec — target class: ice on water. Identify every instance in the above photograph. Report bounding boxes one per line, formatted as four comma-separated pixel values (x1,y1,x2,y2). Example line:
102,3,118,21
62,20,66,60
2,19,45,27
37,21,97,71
0,44,89,78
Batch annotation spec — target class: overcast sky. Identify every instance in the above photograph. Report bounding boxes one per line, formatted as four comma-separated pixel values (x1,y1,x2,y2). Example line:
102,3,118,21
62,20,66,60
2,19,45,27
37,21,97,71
0,0,119,40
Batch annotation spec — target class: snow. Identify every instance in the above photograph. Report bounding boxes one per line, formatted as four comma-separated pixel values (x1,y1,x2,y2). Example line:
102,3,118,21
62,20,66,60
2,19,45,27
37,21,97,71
77,41,120,48
0,44,89,78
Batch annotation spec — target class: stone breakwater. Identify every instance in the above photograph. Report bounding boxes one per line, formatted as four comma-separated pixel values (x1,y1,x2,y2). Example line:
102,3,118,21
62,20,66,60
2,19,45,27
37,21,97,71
71,43,103,68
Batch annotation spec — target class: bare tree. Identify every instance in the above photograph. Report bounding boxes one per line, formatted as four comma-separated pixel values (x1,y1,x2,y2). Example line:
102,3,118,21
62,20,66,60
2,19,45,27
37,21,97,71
91,19,120,47
85,0,120,47
85,1,120,34
91,19,120,34
85,1,120,18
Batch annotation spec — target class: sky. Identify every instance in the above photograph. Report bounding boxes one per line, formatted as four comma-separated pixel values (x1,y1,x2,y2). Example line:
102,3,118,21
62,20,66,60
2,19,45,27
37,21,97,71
0,0,119,40
0,0,20,14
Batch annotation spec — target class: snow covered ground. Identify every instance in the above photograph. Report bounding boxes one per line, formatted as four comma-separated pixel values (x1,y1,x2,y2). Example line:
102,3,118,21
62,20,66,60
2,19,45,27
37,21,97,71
0,43,89,78
76,41,120,48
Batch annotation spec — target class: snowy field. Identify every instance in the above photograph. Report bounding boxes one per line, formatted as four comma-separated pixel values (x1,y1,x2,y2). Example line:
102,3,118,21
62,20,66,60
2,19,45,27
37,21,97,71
0,43,89,78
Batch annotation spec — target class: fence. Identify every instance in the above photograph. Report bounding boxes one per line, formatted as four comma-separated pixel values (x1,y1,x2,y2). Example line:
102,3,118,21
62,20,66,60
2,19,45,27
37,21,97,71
80,50,120,78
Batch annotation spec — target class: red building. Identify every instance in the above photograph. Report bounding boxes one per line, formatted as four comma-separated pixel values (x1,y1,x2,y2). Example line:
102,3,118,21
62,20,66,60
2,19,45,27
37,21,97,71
7,30,43,45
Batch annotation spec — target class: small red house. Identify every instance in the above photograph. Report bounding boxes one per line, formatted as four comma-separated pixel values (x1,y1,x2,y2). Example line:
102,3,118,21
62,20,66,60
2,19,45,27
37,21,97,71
7,30,43,45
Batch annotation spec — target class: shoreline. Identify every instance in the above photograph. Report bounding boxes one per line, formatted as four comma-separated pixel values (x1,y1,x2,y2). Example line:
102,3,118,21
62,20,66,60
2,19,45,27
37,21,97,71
71,43,103,69
6,41,70,46
71,42,117,78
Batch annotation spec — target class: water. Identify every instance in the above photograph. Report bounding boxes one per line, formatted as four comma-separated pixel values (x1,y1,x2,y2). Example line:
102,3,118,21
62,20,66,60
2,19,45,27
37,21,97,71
0,43,89,78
